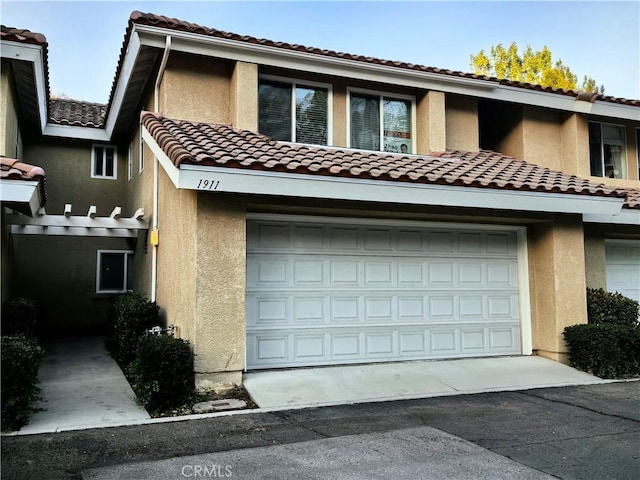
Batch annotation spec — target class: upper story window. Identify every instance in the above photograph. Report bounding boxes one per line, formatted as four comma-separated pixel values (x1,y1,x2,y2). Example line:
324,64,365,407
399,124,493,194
349,89,414,154
258,76,330,145
92,144,117,179
588,122,627,179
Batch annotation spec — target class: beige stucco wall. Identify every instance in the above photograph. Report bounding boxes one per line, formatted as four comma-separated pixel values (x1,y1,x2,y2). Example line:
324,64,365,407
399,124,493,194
0,60,21,159
528,216,587,362
521,106,564,171
155,166,198,346
23,139,127,216
445,94,479,152
193,193,247,388
160,53,232,125
230,61,257,131
416,91,445,153
583,226,607,290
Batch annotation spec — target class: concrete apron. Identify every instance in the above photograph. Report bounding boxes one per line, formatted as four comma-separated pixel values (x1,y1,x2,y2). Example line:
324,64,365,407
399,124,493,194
15,337,150,435
243,355,611,409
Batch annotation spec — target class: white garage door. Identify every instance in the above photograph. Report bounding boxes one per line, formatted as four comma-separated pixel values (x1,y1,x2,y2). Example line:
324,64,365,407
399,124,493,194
606,241,640,304
246,217,524,369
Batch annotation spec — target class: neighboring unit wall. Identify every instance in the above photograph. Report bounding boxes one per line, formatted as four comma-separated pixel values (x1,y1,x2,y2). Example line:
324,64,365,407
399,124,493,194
445,94,479,152
527,216,588,362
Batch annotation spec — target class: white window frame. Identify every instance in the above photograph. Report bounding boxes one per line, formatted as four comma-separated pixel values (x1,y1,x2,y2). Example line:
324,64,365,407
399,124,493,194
347,87,416,153
127,144,133,181
636,127,639,179
259,74,333,145
91,144,118,180
139,124,145,175
588,121,628,179
96,250,133,293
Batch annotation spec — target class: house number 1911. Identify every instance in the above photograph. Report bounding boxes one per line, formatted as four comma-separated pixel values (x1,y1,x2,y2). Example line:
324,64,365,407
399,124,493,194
196,179,220,190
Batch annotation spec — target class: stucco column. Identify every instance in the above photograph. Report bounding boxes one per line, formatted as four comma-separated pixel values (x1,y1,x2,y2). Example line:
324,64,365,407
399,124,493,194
528,216,587,363
445,94,479,151
230,61,258,132
416,91,446,154
194,193,247,389
561,113,590,178
583,226,607,290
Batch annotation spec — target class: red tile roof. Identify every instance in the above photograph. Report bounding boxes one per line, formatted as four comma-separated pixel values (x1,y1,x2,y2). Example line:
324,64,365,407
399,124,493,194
140,112,636,208
0,157,45,180
49,98,107,128
126,11,639,107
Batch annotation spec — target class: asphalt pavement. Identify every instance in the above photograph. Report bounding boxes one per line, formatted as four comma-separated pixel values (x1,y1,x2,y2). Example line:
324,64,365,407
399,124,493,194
2,381,638,480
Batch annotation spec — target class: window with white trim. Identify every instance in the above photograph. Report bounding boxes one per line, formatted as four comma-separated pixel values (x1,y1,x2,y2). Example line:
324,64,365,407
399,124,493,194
139,125,144,174
97,250,133,293
349,89,414,154
258,76,330,145
636,128,639,178
588,122,627,179
127,144,133,181
92,145,117,179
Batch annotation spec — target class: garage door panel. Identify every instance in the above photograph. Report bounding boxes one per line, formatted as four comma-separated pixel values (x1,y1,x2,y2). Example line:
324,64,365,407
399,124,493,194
606,242,640,307
247,219,523,369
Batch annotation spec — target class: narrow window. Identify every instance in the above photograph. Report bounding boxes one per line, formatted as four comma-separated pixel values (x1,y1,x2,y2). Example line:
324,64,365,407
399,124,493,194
127,144,133,181
350,91,413,153
258,77,329,145
97,250,133,293
139,125,145,175
92,145,117,179
589,122,627,179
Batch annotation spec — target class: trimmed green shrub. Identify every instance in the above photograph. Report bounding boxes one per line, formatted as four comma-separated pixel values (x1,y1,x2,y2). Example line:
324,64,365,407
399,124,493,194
1,298,39,337
563,324,640,378
128,334,194,412
1,335,44,431
107,292,160,367
587,288,639,326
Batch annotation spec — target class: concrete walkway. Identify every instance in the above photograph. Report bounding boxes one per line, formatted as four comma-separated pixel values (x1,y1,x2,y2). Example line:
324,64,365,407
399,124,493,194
244,355,611,409
16,337,150,435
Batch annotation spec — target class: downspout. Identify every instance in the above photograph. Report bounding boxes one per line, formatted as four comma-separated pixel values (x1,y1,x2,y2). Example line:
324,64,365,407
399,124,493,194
150,35,172,303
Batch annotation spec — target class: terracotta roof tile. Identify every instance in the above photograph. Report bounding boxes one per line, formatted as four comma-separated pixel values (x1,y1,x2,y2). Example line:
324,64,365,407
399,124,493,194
49,98,107,128
140,112,633,208
125,12,639,107
1,156,47,208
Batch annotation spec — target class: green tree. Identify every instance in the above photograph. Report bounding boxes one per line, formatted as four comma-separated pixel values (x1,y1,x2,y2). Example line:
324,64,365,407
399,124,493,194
470,42,604,94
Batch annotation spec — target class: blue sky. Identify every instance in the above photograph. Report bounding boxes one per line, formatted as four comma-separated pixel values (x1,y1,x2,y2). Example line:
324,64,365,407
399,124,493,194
2,1,639,103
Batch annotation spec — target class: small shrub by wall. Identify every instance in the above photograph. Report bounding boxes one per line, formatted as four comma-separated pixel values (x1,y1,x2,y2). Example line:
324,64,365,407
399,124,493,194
587,288,639,326
1,335,44,431
1,298,40,337
107,292,160,367
128,334,194,412
563,324,640,379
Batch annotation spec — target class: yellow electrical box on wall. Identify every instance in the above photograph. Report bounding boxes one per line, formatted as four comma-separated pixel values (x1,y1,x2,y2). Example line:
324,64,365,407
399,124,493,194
150,229,159,246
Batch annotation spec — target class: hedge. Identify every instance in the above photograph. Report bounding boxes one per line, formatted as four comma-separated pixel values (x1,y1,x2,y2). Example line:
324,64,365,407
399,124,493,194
1,335,44,431
128,334,194,412
587,288,639,326
563,324,640,378
107,292,159,367
1,298,39,337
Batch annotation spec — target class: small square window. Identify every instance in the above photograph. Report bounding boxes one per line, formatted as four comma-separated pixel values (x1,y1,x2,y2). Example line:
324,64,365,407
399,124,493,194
97,250,133,293
92,145,117,179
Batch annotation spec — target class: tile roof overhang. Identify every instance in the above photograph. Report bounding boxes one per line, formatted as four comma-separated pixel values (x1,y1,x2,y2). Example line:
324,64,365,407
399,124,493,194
0,157,47,217
140,112,635,220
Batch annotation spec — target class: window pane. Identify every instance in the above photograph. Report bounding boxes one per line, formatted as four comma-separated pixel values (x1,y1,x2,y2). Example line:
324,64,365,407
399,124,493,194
588,122,603,177
126,253,134,291
383,99,411,153
94,146,104,176
259,81,292,141
351,94,380,150
296,86,328,145
105,148,115,177
100,253,125,291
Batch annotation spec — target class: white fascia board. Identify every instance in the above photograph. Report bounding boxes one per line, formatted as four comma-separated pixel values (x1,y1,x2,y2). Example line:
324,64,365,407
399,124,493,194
0,41,48,130
141,126,180,186
584,210,640,226
134,25,640,121
4,213,148,229
42,123,110,141
10,225,140,237
103,31,142,136
177,164,624,216
0,180,41,216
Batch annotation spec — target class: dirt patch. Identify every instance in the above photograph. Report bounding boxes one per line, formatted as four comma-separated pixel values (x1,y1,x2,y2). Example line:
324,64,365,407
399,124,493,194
150,385,258,418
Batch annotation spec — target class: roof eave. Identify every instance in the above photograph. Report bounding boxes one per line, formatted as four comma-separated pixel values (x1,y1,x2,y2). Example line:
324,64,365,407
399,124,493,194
134,24,640,121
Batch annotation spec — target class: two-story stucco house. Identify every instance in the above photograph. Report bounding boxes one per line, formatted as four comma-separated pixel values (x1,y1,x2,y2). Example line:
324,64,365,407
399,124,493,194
1,12,639,389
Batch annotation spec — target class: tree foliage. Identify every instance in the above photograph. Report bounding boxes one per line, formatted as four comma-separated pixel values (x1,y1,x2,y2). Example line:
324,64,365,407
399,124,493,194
470,42,604,94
